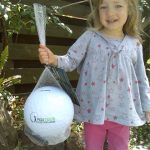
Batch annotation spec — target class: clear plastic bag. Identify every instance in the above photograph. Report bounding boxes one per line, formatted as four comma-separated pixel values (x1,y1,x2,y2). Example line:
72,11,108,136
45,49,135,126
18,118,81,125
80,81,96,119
24,67,74,146
24,3,77,146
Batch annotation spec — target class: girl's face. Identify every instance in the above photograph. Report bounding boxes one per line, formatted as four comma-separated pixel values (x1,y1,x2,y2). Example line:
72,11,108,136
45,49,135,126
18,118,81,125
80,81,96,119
99,0,128,36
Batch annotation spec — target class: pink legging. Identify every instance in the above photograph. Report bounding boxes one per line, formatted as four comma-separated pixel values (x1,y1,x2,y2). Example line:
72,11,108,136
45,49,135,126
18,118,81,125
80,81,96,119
84,121,129,150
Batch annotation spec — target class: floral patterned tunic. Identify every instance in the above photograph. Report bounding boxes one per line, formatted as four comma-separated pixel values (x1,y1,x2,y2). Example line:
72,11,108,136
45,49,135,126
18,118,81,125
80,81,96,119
57,31,150,126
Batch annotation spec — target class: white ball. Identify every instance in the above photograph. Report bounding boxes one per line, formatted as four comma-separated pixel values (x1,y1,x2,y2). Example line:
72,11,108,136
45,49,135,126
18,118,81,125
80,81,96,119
24,86,74,145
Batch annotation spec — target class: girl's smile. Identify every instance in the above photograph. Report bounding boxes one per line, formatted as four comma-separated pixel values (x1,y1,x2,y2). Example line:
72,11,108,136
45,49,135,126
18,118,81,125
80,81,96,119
106,18,119,24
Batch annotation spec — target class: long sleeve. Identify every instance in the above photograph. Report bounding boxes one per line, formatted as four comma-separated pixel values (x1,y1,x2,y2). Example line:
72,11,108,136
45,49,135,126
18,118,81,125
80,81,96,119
134,42,150,112
57,31,92,72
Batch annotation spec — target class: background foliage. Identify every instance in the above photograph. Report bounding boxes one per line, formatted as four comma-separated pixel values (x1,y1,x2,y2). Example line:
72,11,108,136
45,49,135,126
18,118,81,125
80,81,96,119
0,0,72,38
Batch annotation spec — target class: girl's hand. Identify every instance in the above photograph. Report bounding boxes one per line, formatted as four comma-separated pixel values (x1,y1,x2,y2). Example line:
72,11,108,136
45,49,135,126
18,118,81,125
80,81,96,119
38,44,58,66
146,112,150,123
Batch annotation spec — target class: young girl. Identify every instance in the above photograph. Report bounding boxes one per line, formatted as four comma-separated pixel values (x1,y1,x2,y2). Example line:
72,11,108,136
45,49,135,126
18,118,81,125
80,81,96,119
38,0,150,149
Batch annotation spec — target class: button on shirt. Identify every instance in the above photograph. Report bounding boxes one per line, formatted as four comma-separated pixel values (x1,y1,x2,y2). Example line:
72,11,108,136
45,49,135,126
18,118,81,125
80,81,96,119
57,31,150,126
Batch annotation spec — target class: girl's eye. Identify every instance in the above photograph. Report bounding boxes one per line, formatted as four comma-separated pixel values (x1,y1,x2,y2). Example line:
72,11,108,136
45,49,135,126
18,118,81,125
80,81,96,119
115,5,123,8
100,6,108,9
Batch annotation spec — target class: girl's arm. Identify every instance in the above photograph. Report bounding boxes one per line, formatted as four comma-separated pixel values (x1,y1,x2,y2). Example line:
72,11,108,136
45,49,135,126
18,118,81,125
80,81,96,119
57,31,92,72
38,31,92,71
134,42,150,121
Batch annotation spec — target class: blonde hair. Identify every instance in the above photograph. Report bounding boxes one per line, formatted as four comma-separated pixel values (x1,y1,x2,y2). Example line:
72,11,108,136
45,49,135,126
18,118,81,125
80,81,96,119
87,0,143,42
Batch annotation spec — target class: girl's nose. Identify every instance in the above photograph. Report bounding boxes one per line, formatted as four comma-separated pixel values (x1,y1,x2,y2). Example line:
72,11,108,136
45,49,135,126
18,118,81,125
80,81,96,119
107,6,116,16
